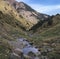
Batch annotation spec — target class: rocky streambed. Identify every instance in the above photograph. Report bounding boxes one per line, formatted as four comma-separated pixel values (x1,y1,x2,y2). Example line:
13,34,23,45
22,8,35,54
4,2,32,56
9,38,41,59
8,38,55,59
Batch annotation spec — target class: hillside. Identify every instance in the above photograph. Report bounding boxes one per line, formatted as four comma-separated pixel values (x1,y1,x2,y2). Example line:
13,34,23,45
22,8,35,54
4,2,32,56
0,0,28,59
13,1,49,29
1,0,41,30
5,0,49,30
27,14,60,59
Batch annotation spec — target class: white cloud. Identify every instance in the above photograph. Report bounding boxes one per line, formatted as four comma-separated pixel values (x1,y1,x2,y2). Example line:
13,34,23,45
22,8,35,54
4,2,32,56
28,4,60,15
16,0,30,2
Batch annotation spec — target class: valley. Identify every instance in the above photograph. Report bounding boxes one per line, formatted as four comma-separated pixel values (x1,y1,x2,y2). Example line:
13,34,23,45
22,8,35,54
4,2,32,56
0,0,60,59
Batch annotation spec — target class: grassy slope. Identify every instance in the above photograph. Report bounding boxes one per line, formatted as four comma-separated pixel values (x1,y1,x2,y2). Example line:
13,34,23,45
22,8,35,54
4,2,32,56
27,14,60,44
0,0,28,59
0,0,35,30
27,15,60,59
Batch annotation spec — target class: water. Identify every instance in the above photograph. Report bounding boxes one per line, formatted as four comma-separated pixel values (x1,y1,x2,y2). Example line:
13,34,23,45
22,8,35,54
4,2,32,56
9,38,40,59
19,38,40,59
18,38,40,54
23,46,39,55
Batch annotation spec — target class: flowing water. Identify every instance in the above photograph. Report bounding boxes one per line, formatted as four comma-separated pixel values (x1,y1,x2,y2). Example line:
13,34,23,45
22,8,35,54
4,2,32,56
9,38,40,59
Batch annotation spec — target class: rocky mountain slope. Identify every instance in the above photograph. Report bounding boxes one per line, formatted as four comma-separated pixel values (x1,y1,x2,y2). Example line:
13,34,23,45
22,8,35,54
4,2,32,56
5,0,49,30
3,0,43,30
13,1,49,24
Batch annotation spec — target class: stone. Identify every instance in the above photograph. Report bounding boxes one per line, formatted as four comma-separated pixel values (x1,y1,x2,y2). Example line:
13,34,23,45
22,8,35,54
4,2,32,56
23,54,30,59
14,48,23,55
9,53,20,59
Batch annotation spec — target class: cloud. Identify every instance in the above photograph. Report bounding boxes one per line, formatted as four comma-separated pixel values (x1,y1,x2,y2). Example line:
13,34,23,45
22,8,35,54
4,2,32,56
16,0,30,2
28,4,60,15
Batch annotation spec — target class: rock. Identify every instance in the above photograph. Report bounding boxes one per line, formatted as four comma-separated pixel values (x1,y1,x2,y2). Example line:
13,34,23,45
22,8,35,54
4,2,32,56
52,43,56,47
41,56,48,59
14,48,23,55
29,42,33,45
23,54,30,59
43,43,49,46
9,53,20,59
28,51,36,57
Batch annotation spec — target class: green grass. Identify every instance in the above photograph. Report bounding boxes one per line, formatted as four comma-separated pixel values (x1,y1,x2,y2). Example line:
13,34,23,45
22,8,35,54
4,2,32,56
0,38,12,59
41,24,60,38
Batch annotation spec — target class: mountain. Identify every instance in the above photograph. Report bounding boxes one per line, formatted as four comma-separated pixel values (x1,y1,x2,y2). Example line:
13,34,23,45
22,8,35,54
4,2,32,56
2,0,38,30
1,0,33,31
13,1,49,21
13,1,49,28
5,0,49,30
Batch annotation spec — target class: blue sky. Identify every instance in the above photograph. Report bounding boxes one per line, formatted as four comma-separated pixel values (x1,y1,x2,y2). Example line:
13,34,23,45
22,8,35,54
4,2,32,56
16,0,60,15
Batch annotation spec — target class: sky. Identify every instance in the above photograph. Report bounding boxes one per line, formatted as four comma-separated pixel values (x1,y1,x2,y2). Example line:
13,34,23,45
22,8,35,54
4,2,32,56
16,0,60,15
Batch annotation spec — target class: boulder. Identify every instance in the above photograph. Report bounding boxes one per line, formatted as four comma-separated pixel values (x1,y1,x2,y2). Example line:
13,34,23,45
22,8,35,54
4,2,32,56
14,48,23,55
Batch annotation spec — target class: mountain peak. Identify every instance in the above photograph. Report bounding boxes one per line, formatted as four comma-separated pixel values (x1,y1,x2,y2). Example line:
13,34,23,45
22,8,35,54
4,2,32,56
3,0,49,30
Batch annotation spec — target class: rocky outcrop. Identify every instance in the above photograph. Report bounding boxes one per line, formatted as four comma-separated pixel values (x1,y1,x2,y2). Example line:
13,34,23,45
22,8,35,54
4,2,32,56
13,1,49,26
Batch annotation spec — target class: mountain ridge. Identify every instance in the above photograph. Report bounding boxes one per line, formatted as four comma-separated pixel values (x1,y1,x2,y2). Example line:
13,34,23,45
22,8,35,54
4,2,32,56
5,0,50,30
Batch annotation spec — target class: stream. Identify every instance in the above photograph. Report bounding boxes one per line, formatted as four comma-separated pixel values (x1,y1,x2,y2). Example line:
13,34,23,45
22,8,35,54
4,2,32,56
9,38,41,59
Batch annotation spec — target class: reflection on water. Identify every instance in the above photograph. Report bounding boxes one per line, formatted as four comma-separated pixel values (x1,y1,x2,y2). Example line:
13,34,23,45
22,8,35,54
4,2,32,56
23,46,39,55
19,38,40,59
10,38,40,59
